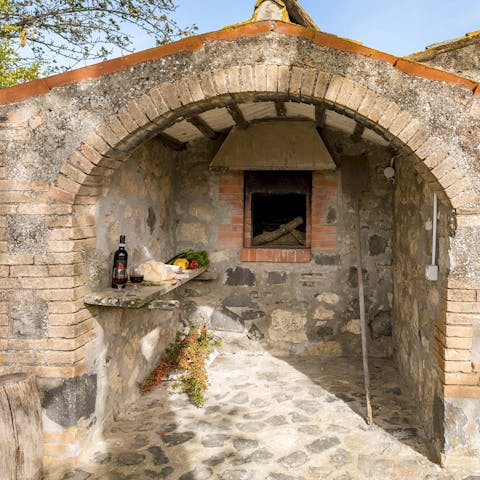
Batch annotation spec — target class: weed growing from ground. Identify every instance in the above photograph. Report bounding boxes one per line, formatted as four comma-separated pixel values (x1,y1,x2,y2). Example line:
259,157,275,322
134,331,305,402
140,325,220,407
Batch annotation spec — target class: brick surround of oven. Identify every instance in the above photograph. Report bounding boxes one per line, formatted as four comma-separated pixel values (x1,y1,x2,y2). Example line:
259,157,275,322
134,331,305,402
218,171,338,262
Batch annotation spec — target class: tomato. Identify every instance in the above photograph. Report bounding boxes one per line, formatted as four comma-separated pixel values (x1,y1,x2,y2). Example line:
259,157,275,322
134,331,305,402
188,259,199,269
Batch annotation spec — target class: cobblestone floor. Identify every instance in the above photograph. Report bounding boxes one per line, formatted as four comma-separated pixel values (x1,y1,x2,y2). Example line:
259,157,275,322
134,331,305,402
59,334,477,480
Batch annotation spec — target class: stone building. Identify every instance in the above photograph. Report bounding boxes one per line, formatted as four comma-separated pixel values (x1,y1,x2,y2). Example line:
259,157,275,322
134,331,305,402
0,0,479,474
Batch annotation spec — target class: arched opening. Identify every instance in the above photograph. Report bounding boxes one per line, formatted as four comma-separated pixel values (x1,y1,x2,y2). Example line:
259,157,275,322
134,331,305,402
54,69,467,465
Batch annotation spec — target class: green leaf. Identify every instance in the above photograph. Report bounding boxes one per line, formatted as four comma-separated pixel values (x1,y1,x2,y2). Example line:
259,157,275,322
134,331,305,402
0,0,196,87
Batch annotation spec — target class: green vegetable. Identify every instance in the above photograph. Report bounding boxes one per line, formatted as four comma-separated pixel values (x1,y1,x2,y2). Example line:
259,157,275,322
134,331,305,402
166,249,209,267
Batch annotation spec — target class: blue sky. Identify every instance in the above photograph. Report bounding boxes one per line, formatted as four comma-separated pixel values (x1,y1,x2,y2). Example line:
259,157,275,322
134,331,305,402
130,0,480,57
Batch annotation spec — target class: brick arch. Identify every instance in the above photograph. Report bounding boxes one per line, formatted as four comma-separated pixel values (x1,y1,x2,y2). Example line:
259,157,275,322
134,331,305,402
49,64,475,347
40,62,480,468
49,67,474,369
48,63,473,395
49,64,477,352
51,65,477,213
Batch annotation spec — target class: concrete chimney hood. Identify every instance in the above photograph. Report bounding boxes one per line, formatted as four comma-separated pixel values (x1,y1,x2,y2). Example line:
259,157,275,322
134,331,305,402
210,120,336,171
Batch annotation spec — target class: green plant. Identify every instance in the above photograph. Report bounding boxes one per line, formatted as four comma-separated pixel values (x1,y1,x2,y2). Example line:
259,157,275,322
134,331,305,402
166,249,209,267
0,0,197,86
140,325,220,407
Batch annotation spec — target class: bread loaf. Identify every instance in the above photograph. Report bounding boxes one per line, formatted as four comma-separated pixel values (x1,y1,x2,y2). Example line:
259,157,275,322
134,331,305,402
137,261,177,283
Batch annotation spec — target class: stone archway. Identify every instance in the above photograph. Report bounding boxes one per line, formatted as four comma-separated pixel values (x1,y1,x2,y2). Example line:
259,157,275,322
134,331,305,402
55,68,476,210
44,65,479,468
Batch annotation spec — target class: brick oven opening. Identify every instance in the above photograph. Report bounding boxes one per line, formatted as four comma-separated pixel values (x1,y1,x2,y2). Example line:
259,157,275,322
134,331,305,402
245,171,312,248
252,193,307,240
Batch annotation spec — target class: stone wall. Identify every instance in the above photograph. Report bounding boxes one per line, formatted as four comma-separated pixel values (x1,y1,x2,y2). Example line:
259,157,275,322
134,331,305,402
42,138,180,455
174,131,395,357
95,138,177,286
392,155,450,458
82,305,178,446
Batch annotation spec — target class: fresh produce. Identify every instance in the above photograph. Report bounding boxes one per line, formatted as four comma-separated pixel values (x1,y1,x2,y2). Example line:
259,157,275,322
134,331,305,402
167,249,209,268
173,258,189,270
188,259,199,269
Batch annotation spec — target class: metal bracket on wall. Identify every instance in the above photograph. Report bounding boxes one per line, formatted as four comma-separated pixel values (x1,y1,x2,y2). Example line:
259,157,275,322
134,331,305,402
426,192,439,282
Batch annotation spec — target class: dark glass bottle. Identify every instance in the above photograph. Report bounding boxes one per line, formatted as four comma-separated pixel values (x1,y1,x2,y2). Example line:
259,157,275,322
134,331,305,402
111,235,128,288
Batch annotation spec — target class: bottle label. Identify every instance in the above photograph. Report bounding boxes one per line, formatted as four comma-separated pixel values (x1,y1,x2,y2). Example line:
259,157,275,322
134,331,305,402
114,261,127,277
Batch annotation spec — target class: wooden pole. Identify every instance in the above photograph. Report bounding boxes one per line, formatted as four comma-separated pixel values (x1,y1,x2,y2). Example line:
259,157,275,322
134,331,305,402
353,198,373,425
0,374,43,480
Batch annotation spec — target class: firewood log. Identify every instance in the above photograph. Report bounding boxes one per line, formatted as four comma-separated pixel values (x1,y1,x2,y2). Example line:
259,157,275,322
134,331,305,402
290,229,306,245
252,216,304,246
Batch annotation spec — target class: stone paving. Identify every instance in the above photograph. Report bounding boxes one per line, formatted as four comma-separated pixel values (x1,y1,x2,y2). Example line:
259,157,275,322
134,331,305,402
58,334,477,480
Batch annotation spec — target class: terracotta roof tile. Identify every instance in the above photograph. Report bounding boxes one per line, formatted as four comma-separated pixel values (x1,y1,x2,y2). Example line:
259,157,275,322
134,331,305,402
123,35,205,66
394,58,477,91
0,78,50,104
45,57,128,89
312,30,397,65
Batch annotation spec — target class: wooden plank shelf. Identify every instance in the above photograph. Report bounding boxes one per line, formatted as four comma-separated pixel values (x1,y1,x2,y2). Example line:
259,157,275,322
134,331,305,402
84,267,207,309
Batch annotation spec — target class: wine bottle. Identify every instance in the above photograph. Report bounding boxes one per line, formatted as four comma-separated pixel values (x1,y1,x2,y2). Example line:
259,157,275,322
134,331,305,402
111,235,128,288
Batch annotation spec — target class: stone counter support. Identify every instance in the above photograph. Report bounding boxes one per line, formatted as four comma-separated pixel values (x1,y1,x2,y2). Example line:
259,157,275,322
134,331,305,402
42,302,179,471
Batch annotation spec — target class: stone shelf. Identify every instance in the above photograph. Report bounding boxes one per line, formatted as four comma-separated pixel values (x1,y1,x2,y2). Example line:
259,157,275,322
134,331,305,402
195,271,219,281
84,267,207,309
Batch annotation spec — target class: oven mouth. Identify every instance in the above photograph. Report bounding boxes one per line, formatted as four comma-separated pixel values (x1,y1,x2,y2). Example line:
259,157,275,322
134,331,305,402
245,171,312,249
251,193,307,246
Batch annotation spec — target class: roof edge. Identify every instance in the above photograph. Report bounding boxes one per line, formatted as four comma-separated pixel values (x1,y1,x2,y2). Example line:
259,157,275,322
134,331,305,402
0,21,478,106
407,30,480,62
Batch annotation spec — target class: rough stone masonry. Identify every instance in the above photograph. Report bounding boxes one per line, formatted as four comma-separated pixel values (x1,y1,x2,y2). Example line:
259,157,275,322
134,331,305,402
0,0,479,474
